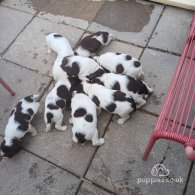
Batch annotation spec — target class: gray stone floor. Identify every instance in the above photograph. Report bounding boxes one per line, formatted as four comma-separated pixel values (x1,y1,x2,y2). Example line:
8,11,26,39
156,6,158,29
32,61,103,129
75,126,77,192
0,0,194,195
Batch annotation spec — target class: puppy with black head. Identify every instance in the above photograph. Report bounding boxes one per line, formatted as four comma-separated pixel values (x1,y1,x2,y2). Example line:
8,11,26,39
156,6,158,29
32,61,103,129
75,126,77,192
70,91,104,146
46,32,74,58
91,73,153,109
93,52,144,80
82,81,136,124
0,95,40,158
74,31,113,57
44,78,71,132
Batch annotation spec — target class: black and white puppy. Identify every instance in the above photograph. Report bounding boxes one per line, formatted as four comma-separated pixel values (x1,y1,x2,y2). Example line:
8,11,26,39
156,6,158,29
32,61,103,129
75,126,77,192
93,52,144,79
74,31,113,57
52,55,103,81
91,73,153,109
44,79,71,132
82,81,136,124
46,32,74,58
0,95,40,158
70,92,104,146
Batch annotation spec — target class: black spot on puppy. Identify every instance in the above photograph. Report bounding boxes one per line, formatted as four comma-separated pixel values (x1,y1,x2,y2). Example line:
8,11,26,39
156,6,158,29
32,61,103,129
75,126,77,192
14,112,30,131
47,104,59,110
85,114,93,122
116,64,124,73
27,108,34,115
92,95,100,107
116,52,121,55
61,61,80,77
24,95,33,102
106,103,116,112
56,99,66,108
54,34,63,38
134,61,141,67
126,55,132,61
90,78,104,86
127,77,148,94
113,91,127,101
74,51,78,55
112,81,120,90
46,112,53,124
62,57,69,65
74,108,87,117
57,85,69,100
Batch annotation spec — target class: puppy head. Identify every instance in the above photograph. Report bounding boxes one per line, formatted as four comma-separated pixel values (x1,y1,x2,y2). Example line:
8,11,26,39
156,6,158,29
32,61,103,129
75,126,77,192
100,31,113,45
0,139,22,158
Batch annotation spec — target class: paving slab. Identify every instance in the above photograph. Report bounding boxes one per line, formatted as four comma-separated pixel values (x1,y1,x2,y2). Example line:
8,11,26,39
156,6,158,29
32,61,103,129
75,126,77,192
186,164,195,195
88,0,164,46
148,6,193,54
22,83,112,177
140,49,179,115
0,148,80,195
85,111,182,194
78,182,113,195
0,0,50,14
161,141,191,183
0,59,51,136
4,17,84,76
38,0,104,30
0,6,33,54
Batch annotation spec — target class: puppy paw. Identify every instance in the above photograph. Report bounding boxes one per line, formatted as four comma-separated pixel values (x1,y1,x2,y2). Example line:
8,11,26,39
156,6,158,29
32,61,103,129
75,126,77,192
98,138,105,145
56,125,67,131
93,138,104,146
117,117,129,124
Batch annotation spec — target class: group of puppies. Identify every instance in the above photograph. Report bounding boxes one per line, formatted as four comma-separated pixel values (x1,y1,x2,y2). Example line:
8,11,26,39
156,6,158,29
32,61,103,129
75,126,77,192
0,31,153,158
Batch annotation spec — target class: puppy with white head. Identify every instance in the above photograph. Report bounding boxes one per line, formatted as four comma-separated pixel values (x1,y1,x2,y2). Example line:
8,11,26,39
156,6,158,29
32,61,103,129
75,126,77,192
91,73,153,109
0,95,40,158
52,55,103,81
93,52,144,79
82,81,136,124
74,31,113,57
46,32,74,58
44,79,71,132
70,92,104,146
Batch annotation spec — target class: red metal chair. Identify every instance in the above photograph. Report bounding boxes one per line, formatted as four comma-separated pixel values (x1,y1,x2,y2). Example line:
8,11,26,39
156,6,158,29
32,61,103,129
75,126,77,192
0,77,15,96
143,14,195,161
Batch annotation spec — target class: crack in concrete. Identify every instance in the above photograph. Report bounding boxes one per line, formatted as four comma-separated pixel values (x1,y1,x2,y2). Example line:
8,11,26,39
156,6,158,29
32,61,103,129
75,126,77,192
96,154,117,194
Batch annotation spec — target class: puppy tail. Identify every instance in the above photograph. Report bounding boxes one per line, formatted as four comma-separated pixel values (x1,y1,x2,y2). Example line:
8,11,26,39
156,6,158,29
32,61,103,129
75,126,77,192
75,132,86,144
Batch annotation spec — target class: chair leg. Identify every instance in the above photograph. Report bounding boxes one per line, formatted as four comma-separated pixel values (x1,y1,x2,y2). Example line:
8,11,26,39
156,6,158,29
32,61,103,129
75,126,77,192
142,136,156,161
0,77,15,96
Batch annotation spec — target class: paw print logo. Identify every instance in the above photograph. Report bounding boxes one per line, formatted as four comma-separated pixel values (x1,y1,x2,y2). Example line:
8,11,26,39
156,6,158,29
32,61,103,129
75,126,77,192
151,164,169,177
